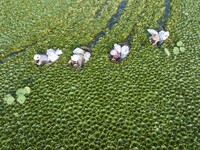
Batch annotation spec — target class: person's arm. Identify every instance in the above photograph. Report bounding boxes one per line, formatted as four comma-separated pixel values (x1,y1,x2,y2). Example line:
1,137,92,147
68,59,72,64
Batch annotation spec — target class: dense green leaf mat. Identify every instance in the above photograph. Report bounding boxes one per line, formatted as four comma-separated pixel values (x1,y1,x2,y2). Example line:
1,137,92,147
0,0,200,149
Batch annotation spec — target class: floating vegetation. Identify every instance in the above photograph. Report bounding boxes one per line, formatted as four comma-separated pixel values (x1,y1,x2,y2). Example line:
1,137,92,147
164,48,170,56
0,0,199,149
173,46,180,55
3,94,15,105
173,41,186,55
3,86,31,105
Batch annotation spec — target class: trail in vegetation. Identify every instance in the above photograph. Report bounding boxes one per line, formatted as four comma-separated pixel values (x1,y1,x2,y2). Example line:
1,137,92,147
157,0,170,29
1,0,127,63
94,0,108,19
0,42,37,64
88,0,127,48
0,25,61,64
106,0,127,29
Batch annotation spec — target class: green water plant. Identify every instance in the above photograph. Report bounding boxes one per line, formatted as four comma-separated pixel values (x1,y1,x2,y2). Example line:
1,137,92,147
177,41,183,47
173,47,180,55
17,95,26,104
164,48,170,56
16,86,30,104
173,41,186,55
3,86,31,105
3,94,15,105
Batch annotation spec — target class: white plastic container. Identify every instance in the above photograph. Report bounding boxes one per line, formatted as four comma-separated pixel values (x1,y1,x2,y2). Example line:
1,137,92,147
73,48,84,55
114,44,122,53
120,45,130,59
84,52,91,62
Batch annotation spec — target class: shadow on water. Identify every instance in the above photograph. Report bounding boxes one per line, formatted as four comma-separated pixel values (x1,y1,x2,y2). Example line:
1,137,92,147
157,0,171,30
88,0,127,48
94,0,108,19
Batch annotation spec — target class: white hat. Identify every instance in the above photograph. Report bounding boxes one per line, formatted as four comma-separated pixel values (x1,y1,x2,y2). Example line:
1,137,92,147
110,50,117,56
159,30,169,41
34,54,40,60
114,44,122,53
147,29,159,35
55,49,63,55
71,55,80,61
121,45,130,55
73,48,84,54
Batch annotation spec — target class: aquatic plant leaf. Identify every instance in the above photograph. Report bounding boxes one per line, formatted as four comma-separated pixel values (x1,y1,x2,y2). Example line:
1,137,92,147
4,94,15,105
177,41,183,47
16,88,27,96
17,95,26,104
13,113,19,117
173,47,180,55
180,47,185,52
164,48,170,56
25,86,31,94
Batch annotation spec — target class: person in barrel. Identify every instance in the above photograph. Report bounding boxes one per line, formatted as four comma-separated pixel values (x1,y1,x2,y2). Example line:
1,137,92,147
68,46,92,68
147,29,169,46
33,48,63,66
109,43,130,62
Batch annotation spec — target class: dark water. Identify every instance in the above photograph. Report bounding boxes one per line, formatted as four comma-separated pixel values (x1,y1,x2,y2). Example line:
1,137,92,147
0,42,37,64
107,0,127,29
87,31,106,48
157,0,171,29
88,0,127,48
94,0,108,19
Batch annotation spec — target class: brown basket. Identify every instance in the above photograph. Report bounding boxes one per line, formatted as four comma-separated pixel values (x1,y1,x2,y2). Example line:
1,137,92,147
80,46,92,53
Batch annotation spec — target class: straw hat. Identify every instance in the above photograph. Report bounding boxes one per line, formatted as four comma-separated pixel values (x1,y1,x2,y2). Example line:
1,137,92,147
152,34,160,41
110,50,118,56
71,55,80,61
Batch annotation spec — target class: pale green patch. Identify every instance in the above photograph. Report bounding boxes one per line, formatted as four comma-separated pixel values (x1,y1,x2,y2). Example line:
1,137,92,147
173,47,180,55
17,95,26,104
180,47,186,52
13,113,19,117
177,41,183,47
164,48,170,56
25,86,31,94
4,94,15,105
16,88,27,96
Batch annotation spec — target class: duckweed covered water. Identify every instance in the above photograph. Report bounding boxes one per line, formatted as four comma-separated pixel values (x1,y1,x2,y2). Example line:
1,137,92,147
0,0,200,149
